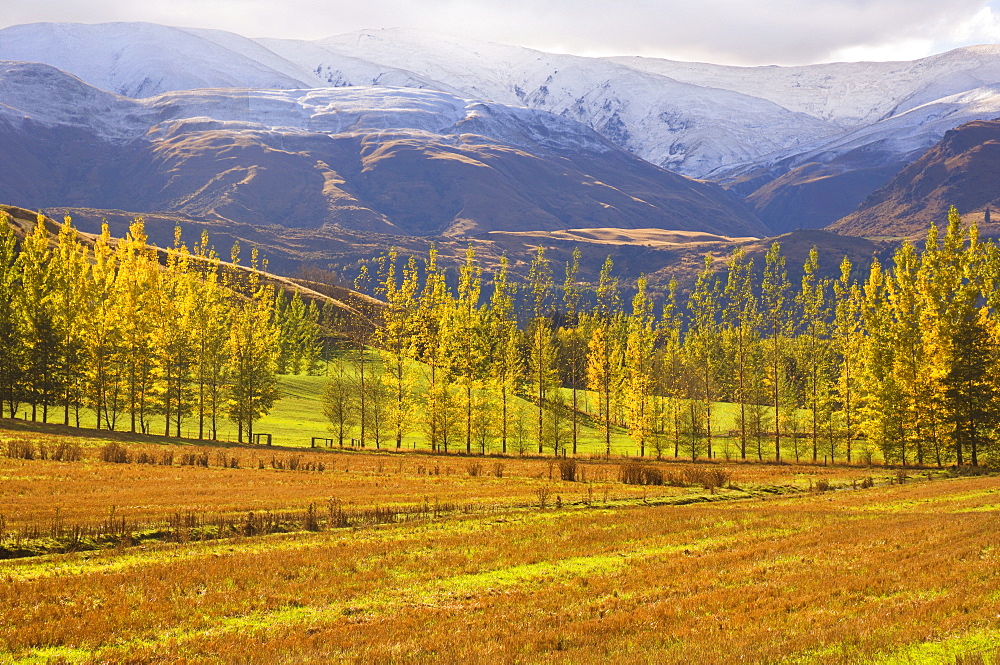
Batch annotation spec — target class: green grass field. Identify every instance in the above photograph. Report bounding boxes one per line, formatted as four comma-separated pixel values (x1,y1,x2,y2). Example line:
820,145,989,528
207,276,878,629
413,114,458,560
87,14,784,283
256,375,629,454
257,372,750,457
254,374,330,447
12,354,868,463
259,361,846,462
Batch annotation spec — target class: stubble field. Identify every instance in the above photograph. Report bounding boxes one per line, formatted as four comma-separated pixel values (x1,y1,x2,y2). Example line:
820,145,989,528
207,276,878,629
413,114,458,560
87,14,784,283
1,422,998,664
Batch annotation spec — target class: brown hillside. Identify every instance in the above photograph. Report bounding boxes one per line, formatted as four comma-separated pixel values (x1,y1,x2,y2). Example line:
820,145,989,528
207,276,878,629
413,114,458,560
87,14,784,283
830,119,1000,238
0,64,767,241
39,205,892,301
747,159,905,233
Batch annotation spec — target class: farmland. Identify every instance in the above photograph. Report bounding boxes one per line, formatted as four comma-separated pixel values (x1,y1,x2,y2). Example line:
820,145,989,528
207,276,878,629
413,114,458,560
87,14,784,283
1,420,998,663
5,14,1000,665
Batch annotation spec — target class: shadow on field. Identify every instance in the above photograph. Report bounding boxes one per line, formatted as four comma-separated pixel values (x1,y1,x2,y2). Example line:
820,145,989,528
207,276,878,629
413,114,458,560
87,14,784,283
0,417,289,452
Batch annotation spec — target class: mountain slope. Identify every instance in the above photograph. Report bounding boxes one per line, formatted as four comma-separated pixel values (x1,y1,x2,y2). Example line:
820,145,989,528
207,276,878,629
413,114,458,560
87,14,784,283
9,22,1000,234
612,46,1000,129
830,119,1000,238
0,61,766,238
0,22,839,178
0,22,319,96
261,28,840,178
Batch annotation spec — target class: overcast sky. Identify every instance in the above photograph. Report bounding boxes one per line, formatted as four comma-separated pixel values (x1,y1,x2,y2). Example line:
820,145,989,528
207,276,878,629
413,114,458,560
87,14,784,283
3,0,1000,65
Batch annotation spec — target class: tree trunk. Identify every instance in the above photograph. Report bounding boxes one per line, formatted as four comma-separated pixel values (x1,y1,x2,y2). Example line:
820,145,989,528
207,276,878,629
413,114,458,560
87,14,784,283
501,387,508,454
572,384,578,456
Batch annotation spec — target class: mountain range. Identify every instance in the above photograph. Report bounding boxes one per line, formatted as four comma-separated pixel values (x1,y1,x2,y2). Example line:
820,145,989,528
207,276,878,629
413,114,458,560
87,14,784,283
0,60,764,239
2,21,1000,280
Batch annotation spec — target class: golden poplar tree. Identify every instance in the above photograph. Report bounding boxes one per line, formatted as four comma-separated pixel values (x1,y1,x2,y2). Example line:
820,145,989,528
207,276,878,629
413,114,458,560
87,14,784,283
686,255,721,459
488,255,522,454
527,246,557,454
625,276,656,457
50,216,90,426
114,220,160,434
586,256,623,456
761,242,792,461
226,258,281,443
86,225,126,430
188,231,232,440
796,247,833,461
832,256,862,462
448,246,487,454
722,248,761,460
559,248,587,455
17,217,61,421
154,228,200,437
374,250,418,449
657,279,686,459
414,246,452,452
858,258,902,463
0,212,24,418
885,241,924,465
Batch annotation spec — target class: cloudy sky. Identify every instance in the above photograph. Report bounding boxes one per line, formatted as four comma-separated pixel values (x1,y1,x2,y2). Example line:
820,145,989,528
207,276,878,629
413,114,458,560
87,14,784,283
3,0,1000,65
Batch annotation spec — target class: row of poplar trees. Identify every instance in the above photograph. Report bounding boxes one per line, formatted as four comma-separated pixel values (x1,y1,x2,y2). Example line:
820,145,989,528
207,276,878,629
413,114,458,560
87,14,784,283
0,213,322,441
337,208,999,466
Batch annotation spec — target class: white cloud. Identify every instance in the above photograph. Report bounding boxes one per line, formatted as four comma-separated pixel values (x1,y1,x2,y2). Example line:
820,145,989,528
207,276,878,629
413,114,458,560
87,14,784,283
0,0,998,65
828,39,937,63
943,4,1000,46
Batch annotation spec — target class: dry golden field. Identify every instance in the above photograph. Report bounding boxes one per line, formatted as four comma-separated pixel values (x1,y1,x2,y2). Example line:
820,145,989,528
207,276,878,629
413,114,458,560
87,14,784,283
1,421,998,664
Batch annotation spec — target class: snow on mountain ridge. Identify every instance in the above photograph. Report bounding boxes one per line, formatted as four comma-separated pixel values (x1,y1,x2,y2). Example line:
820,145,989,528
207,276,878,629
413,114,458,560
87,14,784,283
707,80,1000,186
0,22,315,97
0,61,151,141
145,86,617,157
6,21,1000,198
251,37,462,94
263,28,840,177
797,84,1000,165
0,58,614,161
610,45,1000,130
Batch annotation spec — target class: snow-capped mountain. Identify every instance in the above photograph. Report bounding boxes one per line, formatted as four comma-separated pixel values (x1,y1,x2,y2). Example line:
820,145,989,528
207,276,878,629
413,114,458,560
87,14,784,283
611,45,1000,130
0,61,764,238
262,29,840,179
0,22,319,96
5,20,1000,232
0,22,839,177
